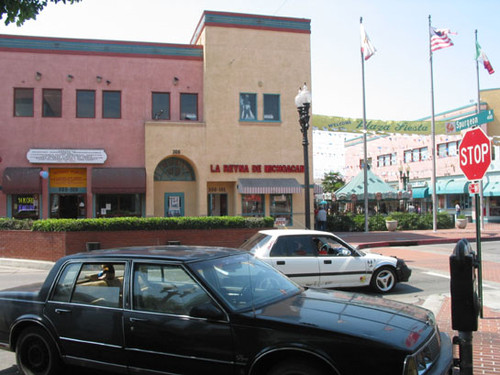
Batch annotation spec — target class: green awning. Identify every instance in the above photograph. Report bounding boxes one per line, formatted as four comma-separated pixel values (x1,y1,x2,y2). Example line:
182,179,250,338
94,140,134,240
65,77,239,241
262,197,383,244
482,175,500,196
412,187,429,199
429,178,468,195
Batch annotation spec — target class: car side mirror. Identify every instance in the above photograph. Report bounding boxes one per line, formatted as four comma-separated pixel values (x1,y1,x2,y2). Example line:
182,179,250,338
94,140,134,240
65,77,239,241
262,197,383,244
190,302,225,321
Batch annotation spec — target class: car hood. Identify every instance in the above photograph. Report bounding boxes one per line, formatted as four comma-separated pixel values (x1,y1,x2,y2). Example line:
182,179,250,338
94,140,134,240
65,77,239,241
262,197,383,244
254,288,434,351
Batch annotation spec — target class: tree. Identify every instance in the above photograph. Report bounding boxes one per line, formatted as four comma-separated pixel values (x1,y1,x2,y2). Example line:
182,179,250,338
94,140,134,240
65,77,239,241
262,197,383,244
1,0,81,26
321,171,344,193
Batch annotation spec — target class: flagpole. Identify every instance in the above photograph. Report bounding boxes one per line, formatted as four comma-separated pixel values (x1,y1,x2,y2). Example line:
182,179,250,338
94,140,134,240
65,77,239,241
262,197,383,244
360,16,369,233
429,15,438,232
475,29,485,231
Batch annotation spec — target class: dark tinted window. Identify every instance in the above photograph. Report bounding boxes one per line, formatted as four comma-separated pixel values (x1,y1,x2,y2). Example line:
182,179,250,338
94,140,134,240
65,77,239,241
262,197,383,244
103,91,121,118
152,92,170,120
42,89,62,117
180,93,197,120
76,90,95,118
14,88,34,117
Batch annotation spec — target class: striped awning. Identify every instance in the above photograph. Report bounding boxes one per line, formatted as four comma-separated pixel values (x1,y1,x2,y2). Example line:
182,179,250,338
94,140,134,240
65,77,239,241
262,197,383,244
237,178,302,194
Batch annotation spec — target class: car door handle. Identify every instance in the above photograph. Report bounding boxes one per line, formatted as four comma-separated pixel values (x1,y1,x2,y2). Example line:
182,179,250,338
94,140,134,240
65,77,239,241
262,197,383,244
323,260,332,264
276,261,286,265
129,317,149,323
55,308,72,314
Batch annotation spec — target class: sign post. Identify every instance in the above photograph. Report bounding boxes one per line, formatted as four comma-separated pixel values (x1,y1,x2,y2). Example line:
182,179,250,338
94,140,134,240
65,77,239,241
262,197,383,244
458,126,492,318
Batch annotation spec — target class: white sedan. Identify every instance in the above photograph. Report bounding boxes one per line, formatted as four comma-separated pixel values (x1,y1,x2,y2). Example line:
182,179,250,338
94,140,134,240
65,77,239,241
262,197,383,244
240,229,411,293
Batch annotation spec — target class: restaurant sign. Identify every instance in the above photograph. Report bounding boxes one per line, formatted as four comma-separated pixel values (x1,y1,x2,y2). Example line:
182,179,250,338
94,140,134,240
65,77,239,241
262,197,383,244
210,164,304,173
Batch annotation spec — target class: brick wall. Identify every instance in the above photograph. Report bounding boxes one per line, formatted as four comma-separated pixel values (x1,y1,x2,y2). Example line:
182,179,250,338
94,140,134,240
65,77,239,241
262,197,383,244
0,228,262,262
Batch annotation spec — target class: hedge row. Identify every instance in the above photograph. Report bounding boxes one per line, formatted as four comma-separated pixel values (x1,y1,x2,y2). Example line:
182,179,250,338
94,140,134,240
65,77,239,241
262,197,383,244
0,216,275,232
327,212,455,232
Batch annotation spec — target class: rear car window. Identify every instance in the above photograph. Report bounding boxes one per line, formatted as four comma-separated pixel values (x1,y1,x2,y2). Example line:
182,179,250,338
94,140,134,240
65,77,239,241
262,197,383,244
239,233,272,254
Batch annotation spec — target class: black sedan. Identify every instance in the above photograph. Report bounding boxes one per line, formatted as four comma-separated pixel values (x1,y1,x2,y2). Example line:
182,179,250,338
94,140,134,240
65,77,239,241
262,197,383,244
0,246,453,375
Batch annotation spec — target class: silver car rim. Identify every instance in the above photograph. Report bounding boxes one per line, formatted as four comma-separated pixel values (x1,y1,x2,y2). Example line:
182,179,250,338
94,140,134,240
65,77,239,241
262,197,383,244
375,269,395,292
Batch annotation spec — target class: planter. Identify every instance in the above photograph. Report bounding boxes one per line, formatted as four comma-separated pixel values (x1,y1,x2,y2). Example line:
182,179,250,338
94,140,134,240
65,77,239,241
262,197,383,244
456,218,468,229
385,220,398,231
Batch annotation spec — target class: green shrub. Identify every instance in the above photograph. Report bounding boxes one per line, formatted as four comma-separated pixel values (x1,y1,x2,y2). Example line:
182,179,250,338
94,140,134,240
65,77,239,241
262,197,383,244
325,211,454,232
1,216,274,232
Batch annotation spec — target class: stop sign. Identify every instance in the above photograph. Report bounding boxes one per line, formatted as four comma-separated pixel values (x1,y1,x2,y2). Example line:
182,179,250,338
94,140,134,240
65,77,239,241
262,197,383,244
459,127,491,181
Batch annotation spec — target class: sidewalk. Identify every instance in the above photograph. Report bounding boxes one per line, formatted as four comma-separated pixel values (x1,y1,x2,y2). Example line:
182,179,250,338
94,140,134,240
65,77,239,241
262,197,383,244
337,222,500,375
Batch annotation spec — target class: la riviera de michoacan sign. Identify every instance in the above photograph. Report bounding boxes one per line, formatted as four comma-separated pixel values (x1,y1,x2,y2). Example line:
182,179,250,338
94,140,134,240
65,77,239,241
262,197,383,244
210,164,304,173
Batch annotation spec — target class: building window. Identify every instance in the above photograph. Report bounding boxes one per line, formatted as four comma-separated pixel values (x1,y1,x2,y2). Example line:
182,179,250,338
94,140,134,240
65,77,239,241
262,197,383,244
270,194,292,226
242,194,265,217
103,91,121,118
180,93,198,120
404,146,428,162
76,90,95,118
438,141,458,158
14,88,34,117
154,157,195,181
152,92,170,120
240,93,256,120
42,89,62,117
358,157,372,169
377,153,396,167
263,94,280,121
96,194,142,217
12,194,39,219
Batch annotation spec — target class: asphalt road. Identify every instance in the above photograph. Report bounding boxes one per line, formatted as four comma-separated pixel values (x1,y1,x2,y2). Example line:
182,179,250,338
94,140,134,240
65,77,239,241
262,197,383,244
1,241,498,374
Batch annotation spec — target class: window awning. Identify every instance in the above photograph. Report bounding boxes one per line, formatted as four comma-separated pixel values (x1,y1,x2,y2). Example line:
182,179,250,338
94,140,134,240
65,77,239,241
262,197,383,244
2,167,42,194
412,187,429,199
429,178,468,195
237,178,302,194
92,168,146,194
482,175,500,196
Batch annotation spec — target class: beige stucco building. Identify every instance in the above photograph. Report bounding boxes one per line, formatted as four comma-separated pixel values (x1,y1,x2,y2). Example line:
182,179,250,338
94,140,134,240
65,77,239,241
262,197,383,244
144,12,312,227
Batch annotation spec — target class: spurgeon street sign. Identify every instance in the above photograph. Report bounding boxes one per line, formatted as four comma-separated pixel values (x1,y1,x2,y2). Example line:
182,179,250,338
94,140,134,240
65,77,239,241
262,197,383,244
446,110,494,133
459,127,492,181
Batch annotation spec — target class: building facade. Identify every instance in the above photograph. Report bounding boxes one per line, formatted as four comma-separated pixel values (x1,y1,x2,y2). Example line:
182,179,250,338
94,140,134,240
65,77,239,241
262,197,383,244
0,11,313,228
342,91,500,221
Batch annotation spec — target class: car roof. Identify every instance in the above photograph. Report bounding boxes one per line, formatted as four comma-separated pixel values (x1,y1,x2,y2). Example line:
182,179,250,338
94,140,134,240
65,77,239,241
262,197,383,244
61,246,245,264
257,229,334,236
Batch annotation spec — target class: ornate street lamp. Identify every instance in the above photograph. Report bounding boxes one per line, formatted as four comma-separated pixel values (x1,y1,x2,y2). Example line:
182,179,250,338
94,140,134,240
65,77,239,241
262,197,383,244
399,165,410,191
295,83,312,229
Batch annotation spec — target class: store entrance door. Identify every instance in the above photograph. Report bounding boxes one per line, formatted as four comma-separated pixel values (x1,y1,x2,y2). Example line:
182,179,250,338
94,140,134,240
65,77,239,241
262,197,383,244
50,194,86,218
208,194,228,216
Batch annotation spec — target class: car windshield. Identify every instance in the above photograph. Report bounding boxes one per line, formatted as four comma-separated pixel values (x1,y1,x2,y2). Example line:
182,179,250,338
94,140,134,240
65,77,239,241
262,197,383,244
239,233,272,254
190,253,301,312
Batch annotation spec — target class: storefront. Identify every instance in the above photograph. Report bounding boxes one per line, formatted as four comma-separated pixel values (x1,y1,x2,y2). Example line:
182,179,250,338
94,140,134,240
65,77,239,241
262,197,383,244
2,168,42,219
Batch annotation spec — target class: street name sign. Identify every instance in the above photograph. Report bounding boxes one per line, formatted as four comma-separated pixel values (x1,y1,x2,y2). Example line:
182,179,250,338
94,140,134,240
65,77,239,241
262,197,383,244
446,110,494,133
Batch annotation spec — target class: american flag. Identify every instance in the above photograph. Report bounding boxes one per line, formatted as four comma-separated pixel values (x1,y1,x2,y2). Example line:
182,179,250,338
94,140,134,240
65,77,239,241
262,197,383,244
430,27,455,52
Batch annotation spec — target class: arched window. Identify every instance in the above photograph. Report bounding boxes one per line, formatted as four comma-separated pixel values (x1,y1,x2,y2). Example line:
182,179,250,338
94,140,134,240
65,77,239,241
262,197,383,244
154,157,195,181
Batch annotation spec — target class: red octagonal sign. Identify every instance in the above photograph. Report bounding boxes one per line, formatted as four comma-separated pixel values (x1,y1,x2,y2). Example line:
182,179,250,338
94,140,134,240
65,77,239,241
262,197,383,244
459,127,491,181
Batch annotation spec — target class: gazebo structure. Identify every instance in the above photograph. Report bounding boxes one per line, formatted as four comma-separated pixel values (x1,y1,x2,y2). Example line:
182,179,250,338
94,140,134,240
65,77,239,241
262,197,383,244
334,168,411,214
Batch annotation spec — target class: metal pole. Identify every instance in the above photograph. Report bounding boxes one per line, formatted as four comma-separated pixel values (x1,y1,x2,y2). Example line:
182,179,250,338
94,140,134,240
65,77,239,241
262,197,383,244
360,17,369,233
475,192,484,318
457,331,474,375
299,103,311,229
429,15,438,232
475,30,485,231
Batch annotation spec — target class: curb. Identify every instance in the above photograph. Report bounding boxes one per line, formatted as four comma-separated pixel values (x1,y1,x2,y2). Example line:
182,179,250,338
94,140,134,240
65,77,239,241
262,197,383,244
0,257,54,271
356,235,500,249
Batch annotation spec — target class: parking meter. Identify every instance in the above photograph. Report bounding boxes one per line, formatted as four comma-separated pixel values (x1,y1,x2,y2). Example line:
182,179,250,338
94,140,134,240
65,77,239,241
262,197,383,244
449,239,479,332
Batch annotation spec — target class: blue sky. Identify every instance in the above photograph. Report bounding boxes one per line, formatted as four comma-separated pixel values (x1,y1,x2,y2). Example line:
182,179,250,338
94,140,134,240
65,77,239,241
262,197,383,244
1,0,499,121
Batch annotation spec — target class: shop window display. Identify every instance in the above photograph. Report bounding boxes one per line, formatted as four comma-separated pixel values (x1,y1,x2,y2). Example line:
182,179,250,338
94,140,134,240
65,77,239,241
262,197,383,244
96,194,141,217
270,194,292,225
242,194,265,217
12,194,39,219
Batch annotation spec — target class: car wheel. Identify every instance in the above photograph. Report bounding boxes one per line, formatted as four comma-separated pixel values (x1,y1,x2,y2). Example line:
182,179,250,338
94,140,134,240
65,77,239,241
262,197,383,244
371,266,397,293
267,359,328,375
16,326,62,375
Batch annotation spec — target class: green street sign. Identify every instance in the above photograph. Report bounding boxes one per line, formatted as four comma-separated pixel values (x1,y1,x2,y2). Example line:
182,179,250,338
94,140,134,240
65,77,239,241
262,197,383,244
446,110,494,133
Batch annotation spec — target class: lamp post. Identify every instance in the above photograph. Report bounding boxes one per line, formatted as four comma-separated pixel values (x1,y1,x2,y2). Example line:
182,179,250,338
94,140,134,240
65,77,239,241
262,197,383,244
295,83,312,229
399,165,410,191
